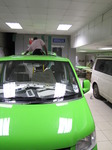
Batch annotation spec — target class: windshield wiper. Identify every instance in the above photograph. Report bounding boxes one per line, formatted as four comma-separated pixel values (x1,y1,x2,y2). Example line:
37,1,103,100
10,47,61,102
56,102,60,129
64,93,78,99
0,92,81,104
0,97,44,104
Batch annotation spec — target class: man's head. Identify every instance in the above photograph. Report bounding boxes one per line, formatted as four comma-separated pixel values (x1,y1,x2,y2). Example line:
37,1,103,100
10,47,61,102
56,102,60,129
90,59,93,63
33,37,38,40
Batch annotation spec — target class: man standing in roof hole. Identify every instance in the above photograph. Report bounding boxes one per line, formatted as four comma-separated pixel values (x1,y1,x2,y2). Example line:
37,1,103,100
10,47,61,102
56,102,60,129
24,37,48,55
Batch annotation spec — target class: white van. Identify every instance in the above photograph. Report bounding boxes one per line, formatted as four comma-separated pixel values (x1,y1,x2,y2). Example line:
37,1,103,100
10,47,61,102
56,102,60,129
91,57,112,103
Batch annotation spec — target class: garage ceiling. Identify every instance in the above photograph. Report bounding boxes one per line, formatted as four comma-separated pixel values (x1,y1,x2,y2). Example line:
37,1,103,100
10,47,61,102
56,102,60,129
77,38,112,52
0,0,112,52
0,0,112,35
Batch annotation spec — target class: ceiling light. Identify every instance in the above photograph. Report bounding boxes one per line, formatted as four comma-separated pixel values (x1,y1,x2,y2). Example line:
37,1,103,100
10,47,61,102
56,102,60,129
6,22,23,29
57,24,72,31
99,47,112,50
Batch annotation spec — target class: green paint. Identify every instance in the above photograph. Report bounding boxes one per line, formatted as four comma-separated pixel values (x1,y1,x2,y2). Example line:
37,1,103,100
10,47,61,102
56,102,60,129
76,66,90,69
0,55,97,150
41,35,44,41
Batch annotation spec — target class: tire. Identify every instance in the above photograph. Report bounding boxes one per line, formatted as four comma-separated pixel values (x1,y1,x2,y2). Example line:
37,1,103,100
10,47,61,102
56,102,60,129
93,84,101,99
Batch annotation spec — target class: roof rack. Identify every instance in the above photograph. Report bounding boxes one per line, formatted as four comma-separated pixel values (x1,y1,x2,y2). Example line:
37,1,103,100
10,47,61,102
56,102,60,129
48,52,57,56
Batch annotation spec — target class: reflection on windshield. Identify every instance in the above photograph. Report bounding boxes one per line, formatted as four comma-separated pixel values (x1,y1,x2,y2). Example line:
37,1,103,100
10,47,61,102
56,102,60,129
3,82,15,98
0,118,10,136
54,83,66,98
0,60,81,103
58,118,72,134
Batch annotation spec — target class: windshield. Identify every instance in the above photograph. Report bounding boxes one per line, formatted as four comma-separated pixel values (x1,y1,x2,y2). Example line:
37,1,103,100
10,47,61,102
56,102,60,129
0,60,81,104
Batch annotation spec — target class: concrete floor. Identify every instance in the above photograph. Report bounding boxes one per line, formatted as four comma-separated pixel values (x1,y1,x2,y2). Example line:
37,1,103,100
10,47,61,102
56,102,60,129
80,78,112,150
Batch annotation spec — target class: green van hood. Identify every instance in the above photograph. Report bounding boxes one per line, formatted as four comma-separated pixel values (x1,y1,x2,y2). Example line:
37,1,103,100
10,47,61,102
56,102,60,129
0,97,95,150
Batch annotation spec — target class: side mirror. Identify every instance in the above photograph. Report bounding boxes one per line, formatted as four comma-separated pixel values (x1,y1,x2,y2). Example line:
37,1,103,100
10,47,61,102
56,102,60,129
82,79,90,94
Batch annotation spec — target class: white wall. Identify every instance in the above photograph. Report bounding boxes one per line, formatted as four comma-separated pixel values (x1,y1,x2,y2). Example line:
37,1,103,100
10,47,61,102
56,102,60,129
71,9,112,48
76,53,86,66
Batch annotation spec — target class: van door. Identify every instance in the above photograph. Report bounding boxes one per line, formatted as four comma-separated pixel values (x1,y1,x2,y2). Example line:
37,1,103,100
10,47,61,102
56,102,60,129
101,73,112,103
52,47,62,56
102,60,112,103
93,59,112,103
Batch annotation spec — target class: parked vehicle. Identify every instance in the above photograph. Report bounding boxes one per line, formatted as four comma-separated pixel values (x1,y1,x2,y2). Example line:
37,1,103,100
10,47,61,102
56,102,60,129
0,55,97,150
91,57,112,103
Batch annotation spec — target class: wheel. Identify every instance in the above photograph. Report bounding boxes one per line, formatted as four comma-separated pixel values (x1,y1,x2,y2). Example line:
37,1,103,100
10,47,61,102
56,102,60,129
93,84,101,99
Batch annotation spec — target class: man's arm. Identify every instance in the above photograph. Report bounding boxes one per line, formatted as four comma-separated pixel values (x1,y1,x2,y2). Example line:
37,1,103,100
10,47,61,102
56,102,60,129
24,50,29,55
24,44,33,55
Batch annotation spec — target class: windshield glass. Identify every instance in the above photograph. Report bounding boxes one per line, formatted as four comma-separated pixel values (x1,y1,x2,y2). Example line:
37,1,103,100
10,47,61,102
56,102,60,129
0,60,81,104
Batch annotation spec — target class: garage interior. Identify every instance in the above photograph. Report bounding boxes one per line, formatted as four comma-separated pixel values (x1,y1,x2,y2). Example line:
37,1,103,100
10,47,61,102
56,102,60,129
0,0,112,150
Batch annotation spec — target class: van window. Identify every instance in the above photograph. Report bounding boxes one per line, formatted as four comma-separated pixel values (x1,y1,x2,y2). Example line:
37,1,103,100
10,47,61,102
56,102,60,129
95,59,112,76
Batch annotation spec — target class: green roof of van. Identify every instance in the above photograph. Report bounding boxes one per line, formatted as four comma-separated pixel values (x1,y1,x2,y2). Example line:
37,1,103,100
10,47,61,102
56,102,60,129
0,55,70,62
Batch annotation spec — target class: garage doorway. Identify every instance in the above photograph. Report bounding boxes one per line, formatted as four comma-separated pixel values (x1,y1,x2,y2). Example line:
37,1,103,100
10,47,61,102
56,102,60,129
52,47,62,56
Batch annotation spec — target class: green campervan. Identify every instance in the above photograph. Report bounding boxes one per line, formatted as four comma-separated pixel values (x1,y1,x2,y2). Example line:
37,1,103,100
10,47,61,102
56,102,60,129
0,55,97,150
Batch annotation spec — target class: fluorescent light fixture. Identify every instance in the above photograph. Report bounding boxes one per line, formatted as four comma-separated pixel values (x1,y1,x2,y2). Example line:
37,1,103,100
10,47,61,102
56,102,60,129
99,47,112,50
6,22,23,29
57,24,72,31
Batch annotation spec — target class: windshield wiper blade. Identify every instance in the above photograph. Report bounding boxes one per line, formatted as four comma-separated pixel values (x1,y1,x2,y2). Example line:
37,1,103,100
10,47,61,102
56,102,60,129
51,93,78,102
0,93,79,104
9,96,42,101
64,93,76,99
0,96,45,104
0,96,41,101
27,100,45,104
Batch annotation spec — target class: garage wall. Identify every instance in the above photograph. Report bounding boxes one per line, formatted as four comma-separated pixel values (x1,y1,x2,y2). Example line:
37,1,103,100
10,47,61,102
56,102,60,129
15,34,76,67
0,33,6,57
71,9,112,48
15,34,70,55
0,32,15,56
76,53,86,66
